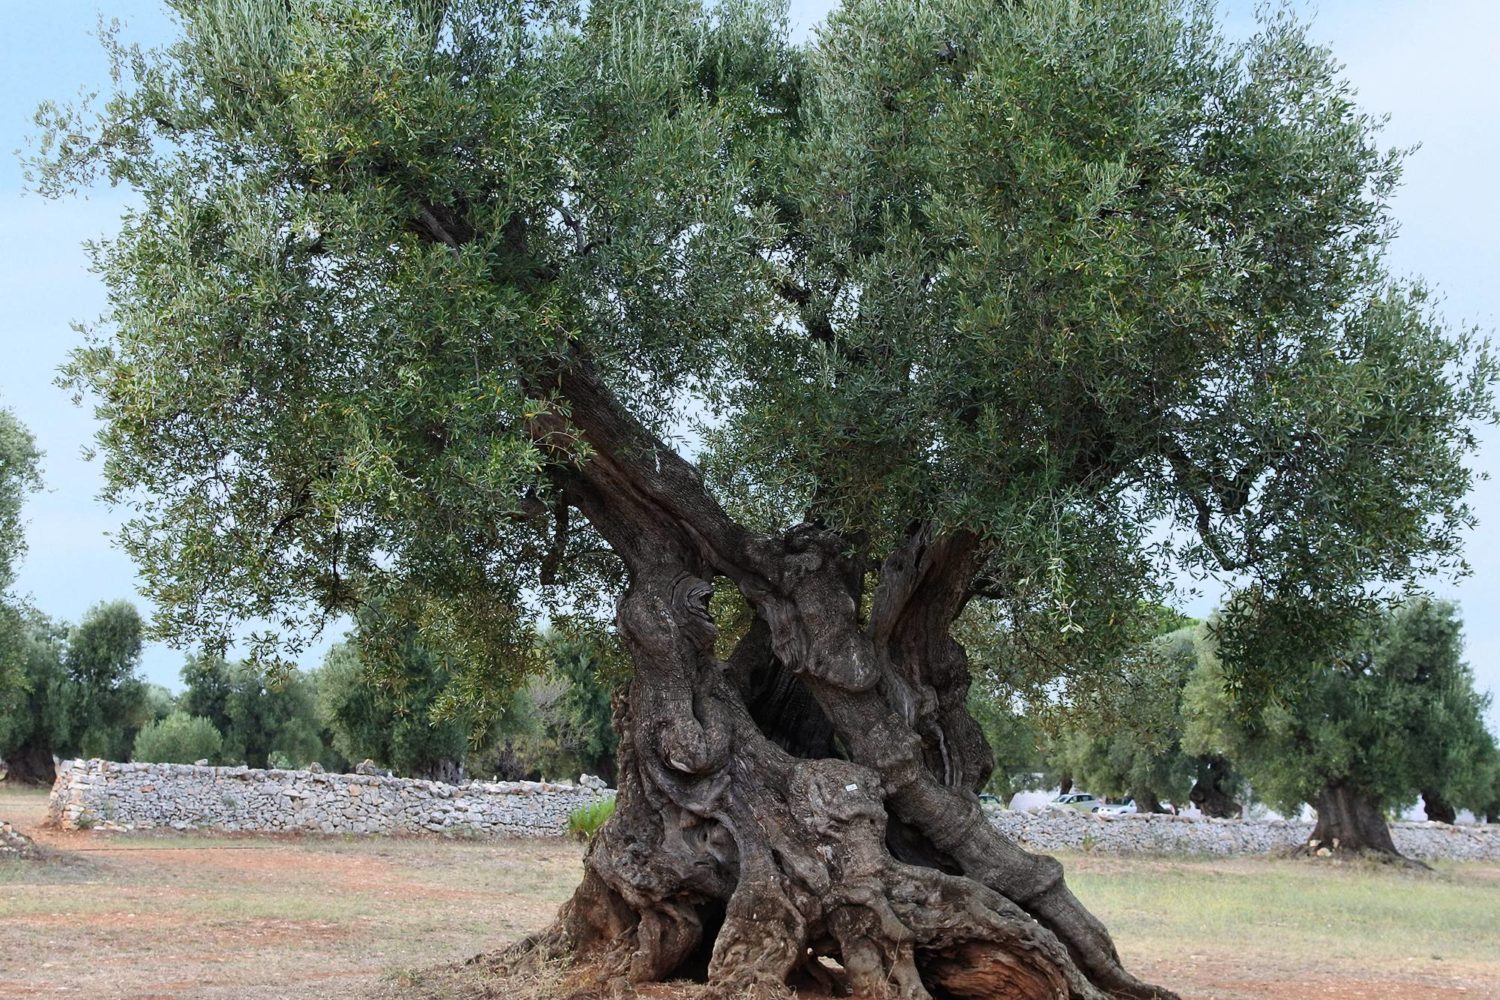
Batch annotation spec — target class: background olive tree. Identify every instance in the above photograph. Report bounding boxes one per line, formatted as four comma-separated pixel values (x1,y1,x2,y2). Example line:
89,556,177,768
0,404,45,762
1184,599,1500,860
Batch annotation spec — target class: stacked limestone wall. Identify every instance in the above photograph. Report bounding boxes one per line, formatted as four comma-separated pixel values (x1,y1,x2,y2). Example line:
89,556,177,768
43,760,1500,860
47,759,613,838
991,808,1500,862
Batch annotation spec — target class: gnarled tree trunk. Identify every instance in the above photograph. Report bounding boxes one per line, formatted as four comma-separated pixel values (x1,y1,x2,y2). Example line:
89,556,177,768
1187,758,1241,819
1129,789,1168,815
2,742,58,787
420,758,465,786
1421,789,1456,825
1303,782,1412,864
506,361,1175,1000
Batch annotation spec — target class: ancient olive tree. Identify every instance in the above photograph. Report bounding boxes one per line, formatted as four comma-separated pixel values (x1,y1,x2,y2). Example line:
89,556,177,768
35,0,1494,996
1048,628,1206,816
1184,600,1499,862
180,653,330,768
0,404,45,758
318,634,477,782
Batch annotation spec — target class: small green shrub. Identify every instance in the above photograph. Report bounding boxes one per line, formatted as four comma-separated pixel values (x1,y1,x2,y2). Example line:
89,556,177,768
567,798,615,841
131,712,224,764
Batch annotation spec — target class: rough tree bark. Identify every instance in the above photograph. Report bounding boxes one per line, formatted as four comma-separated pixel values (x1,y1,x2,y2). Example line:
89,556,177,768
1128,790,1167,816
1,742,58,787
1301,782,1416,865
500,359,1177,1000
1420,789,1456,825
1187,758,1241,819
421,758,466,786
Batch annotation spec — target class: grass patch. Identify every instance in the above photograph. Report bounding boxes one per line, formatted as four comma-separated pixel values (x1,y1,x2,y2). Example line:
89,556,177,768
2,782,1496,1000
1062,851,1500,970
566,798,615,841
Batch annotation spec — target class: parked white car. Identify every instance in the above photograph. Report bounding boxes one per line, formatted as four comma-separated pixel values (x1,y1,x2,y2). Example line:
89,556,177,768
1049,792,1099,812
1092,798,1137,815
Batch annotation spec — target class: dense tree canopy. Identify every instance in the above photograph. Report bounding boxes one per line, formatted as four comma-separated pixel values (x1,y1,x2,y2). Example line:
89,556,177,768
0,613,74,783
132,710,226,764
180,654,330,768
318,637,476,782
0,603,155,782
34,0,1492,691
63,601,150,762
542,632,624,785
33,0,1496,996
1184,599,1499,859
1051,628,1199,813
0,404,45,755
966,689,1054,801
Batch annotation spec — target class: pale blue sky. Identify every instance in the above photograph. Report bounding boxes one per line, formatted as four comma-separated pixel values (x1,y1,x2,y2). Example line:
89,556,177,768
2,1,1498,729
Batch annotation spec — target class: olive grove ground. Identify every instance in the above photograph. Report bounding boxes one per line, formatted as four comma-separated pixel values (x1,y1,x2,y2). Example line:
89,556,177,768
1,785,1496,1000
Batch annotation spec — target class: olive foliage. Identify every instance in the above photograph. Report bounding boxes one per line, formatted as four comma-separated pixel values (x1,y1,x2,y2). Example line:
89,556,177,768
0,603,154,779
1183,599,1500,821
29,0,1494,727
132,710,226,764
180,654,331,768
64,601,151,761
1049,627,1201,811
0,404,45,749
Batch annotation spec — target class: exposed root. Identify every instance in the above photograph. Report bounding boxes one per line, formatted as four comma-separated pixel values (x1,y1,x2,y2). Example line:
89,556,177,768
489,516,1179,1000
1290,839,1434,873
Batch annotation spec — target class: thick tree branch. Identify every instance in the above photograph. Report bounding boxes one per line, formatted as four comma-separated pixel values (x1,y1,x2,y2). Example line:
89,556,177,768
416,204,463,258
1164,445,1260,572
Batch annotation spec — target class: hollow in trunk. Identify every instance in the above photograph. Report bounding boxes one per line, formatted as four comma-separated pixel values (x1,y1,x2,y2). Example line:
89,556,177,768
498,364,1178,999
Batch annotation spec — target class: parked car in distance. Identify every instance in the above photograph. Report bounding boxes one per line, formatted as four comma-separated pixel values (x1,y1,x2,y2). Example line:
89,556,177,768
1092,798,1137,815
1049,792,1099,811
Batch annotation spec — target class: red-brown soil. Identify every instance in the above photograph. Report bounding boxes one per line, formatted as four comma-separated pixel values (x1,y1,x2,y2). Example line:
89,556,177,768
3,785,1496,999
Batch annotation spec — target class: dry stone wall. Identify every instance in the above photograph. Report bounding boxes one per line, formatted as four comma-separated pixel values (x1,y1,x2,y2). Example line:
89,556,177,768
44,760,1500,860
1,818,37,858
991,807,1500,862
48,759,613,838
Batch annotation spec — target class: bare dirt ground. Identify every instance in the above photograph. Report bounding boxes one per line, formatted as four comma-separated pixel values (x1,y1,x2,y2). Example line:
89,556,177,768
3,783,1497,1000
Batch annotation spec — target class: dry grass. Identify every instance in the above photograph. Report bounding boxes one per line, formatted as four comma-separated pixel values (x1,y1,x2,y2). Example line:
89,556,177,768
1,783,579,999
1060,851,1500,998
4,783,1499,1000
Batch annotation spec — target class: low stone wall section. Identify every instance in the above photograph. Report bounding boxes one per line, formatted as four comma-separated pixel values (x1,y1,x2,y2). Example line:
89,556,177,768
991,808,1500,862
45,760,1499,859
48,759,613,838
1,818,37,858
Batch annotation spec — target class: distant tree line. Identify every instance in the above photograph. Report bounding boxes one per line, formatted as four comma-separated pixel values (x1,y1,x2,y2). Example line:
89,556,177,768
972,597,1500,861
1,598,621,787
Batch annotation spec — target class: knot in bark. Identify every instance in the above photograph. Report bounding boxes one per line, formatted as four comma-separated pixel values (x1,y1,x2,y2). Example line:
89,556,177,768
798,760,886,835
658,716,727,777
670,572,718,650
